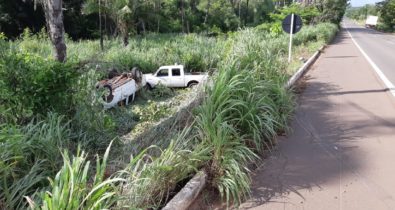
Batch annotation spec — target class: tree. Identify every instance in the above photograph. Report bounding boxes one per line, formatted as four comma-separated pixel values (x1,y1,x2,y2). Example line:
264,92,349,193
83,0,135,46
377,0,395,31
346,4,378,20
0,1,46,39
314,0,349,24
40,0,67,62
270,3,319,24
198,0,239,32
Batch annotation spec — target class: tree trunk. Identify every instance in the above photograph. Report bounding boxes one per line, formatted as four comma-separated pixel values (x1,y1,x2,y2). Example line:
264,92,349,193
43,0,67,62
204,0,211,24
238,0,241,28
121,23,129,46
99,0,104,51
245,0,249,26
141,19,146,34
181,0,185,33
122,33,129,46
204,0,211,34
156,0,161,33
104,0,107,38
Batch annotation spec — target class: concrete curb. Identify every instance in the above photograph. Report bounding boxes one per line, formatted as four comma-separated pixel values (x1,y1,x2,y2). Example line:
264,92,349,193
285,45,325,89
162,171,207,210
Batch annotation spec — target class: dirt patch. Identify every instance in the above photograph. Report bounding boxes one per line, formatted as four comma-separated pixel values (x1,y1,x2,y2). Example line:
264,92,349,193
188,187,225,210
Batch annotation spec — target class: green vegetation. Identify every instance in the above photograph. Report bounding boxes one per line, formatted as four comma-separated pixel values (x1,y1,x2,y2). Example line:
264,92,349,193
346,4,378,21
346,0,395,32
0,0,345,209
376,0,395,32
0,114,71,209
0,0,276,39
31,142,124,210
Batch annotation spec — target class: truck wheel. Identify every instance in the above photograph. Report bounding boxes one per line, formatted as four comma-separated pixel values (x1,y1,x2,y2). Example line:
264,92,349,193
131,67,143,83
145,83,153,90
188,82,198,88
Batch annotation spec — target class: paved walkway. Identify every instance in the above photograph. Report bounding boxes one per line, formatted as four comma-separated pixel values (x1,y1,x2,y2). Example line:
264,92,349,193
240,29,395,209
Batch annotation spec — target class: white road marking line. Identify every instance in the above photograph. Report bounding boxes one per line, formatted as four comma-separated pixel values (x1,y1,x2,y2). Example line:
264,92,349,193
344,23,395,97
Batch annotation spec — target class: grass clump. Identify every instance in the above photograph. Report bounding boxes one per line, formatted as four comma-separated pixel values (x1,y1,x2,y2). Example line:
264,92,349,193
118,129,209,209
194,63,293,205
27,142,124,210
0,114,72,209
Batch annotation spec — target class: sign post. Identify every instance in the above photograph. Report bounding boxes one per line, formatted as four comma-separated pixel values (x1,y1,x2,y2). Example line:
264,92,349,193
288,14,295,62
282,14,303,63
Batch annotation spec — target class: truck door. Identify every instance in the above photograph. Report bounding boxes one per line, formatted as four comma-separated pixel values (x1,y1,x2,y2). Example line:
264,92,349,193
156,68,170,86
171,68,184,87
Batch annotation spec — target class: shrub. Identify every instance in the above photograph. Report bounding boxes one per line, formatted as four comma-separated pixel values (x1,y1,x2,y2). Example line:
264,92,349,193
270,3,319,25
0,51,79,123
70,69,119,151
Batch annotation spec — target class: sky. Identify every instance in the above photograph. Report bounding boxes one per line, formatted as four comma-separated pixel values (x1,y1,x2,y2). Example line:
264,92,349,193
350,0,381,7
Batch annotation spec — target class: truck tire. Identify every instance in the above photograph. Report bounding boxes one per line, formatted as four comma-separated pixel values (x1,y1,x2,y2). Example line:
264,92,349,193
145,83,153,90
187,81,199,88
131,67,143,83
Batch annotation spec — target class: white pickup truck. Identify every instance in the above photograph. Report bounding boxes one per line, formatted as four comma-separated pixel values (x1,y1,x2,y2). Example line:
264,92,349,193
144,64,208,88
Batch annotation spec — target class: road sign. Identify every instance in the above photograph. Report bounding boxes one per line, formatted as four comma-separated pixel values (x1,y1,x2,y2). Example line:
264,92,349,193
282,14,303,62
282,14,303,34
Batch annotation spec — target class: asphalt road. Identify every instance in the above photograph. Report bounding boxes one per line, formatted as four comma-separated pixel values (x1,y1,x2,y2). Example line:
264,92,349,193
343,18,395,86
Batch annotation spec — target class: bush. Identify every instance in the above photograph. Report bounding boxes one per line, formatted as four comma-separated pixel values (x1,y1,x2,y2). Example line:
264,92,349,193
377,22,394,32
0,51,79,124
270,3,319,25
293,23,338,46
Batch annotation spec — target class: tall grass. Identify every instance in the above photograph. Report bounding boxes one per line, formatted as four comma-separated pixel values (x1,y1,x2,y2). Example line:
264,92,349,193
118,128,209,209
190,22,337,205
14,31,224,74
27,142,124,210
194,64,293,205
0,113,71,209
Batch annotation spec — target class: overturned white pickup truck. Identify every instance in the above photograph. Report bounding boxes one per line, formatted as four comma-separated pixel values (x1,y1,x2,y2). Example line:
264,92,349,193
144,64,208,88
96,68,146,109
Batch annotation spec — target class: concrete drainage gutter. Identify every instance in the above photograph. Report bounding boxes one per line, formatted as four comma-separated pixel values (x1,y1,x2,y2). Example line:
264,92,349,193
162,46,326,210
162,171,207,210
